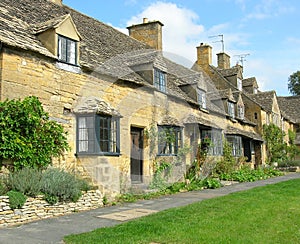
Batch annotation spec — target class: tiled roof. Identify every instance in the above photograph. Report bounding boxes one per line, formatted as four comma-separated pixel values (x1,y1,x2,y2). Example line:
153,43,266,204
225,126,263,141
74,97,121,117
159,115,183,127
250,91,276,113
277,96,300,123
0,0,150,68
242,77,258,87
183,114,220,129
218,66,240,77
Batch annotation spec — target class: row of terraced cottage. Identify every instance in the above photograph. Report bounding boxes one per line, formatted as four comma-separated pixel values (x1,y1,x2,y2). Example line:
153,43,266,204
0,0,299,196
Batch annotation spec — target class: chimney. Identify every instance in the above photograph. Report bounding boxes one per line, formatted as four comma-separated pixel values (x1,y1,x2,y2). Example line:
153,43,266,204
127,18,164,50
49,0,62,5
217,52,230,69
196,43,212,68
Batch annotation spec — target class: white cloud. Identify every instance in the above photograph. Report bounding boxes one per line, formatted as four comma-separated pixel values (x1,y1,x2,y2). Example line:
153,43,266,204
244,0,294,21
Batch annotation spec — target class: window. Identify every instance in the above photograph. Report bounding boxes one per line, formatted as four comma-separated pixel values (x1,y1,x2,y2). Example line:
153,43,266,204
237,78,242,91
58,35,77,65
197,89,207,109
237,105,244,119
77,114,120,155
158,126,182,156
226,135,242,157
154,68,166,92
201,130,223,156
228,101,235,118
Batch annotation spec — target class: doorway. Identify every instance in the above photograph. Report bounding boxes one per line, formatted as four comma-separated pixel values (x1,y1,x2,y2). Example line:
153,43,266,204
130,127,143,183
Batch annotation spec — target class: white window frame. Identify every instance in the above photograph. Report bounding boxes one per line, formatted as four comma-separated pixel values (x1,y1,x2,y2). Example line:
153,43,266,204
197,89,207,109
58,35,77,65
154,68,166,92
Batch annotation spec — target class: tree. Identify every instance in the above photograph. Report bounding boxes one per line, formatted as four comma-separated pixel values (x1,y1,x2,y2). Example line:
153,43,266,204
263,123,287,164
288,71,300,95
0,96,69,171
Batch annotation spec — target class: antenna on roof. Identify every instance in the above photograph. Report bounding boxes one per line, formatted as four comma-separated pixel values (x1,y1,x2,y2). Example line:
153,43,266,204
234,53,250,67
209,34,224,52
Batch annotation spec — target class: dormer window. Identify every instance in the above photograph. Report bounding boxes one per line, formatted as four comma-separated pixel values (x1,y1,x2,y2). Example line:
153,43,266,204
154,68,166,92
197,89,207,109
58,35,77,65
237,78,242,91
238,105,244,119
228,101,235,118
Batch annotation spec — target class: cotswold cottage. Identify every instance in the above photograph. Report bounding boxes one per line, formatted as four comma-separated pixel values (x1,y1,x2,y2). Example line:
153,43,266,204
0,0,299,195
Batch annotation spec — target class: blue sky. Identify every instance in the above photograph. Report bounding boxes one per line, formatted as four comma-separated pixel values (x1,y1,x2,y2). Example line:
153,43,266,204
64,0,300,96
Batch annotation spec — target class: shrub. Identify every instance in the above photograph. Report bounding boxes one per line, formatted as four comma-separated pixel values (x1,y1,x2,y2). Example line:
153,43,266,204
7,190,27,210
0,96,70,171
202,178,222,189
214,139,236,175
0,179,8,195
40,168,82,204
6,168,42,197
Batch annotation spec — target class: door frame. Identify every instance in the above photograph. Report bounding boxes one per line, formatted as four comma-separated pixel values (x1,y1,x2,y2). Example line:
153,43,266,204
130,126,144,183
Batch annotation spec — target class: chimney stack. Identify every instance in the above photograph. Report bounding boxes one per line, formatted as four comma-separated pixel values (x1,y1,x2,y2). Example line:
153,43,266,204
217,52,230,69
196,43,212,70
127,18,164,50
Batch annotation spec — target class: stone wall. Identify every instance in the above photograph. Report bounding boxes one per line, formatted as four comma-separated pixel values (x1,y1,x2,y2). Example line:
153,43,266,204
0,190,103,227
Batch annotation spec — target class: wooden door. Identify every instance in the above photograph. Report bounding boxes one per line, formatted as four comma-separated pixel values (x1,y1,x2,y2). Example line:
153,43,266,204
130,127,143,183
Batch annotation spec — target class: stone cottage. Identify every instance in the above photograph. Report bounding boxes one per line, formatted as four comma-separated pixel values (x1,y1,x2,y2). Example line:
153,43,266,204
0,0,298,195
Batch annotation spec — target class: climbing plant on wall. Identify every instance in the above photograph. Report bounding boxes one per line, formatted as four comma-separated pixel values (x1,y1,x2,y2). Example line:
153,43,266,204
263,123,287,164
0,96,69,171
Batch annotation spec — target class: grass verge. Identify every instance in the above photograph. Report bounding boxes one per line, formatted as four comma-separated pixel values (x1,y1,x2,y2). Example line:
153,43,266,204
64,179,300,244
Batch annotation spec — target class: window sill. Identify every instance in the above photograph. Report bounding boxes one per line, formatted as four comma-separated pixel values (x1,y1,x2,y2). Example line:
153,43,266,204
75,152,121,157
56,62,81,74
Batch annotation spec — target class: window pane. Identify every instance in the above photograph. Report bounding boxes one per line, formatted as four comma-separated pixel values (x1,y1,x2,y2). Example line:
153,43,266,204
68,40,76,65
158,126,181,155
58,35,77,65
154,68,166,92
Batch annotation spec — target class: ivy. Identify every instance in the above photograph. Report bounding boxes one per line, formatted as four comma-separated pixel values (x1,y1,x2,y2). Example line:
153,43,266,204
0,96,70,171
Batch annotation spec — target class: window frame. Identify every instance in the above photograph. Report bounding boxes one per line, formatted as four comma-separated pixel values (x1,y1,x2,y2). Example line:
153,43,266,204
197,89,207,109
237,78,242,91
57,34,78,66
227,101,235,118
226,135,243,157
237,104,245,119
154,68,167,93
201,129,223,156
157,126,182,156
76,114,120,156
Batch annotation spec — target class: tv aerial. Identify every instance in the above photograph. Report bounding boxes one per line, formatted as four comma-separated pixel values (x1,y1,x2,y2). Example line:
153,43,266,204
234,53,250,67
209,34,224,52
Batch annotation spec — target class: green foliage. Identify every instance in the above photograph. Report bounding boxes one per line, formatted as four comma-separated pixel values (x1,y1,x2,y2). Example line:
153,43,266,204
40,168,82,204
44,193,59,205
215,139,236,175
287,129,300,161
7,190,27,210
220,166,283,182
6,168,42,197
0,179,8,195
0,96,70,171
288,70,300,95
202,178,222,189
149,161,172,190
263,123,287,163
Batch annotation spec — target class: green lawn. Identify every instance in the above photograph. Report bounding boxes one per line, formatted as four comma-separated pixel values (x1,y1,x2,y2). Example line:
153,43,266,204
64,179,300,244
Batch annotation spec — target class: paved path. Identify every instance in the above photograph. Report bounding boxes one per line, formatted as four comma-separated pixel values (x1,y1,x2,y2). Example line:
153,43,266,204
1,173,300,244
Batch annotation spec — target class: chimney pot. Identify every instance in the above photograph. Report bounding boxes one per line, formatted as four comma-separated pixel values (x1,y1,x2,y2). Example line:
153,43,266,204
143,18,149,23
